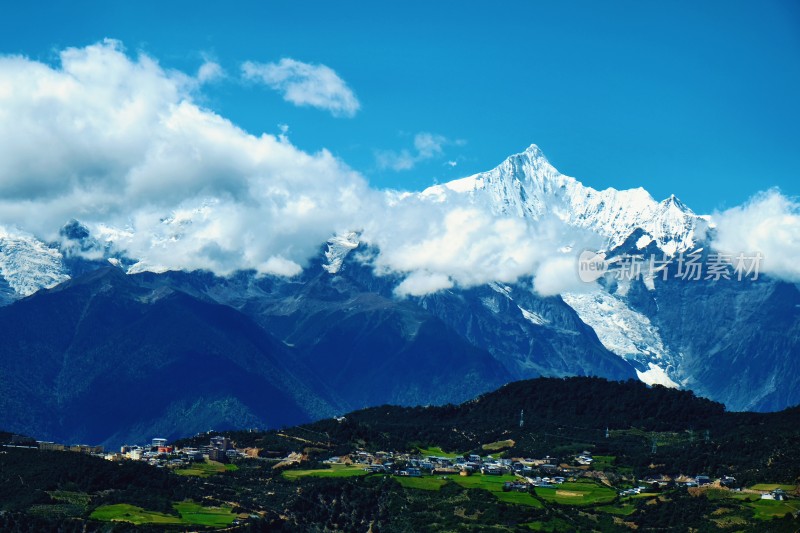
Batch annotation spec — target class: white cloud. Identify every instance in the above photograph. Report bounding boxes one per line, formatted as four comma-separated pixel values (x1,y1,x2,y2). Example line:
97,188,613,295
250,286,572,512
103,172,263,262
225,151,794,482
414,132,446,158
0,40,372,277
375,150,415,171
360,187,602,297
376,132,458,171
197,60,224,84
711,189,800,282
242,58,359,117
532,255,591,296
395,271,453,297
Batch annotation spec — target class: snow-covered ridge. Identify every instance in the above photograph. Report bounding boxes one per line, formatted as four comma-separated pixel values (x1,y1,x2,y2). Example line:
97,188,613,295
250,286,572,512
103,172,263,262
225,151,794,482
0,227,69,297
421,144,707,255
323,231,360,274
0,145,705,312
518,305,550,326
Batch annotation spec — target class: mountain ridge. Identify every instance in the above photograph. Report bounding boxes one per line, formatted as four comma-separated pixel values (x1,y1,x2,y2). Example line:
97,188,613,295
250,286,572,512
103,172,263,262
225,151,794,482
0,144,796,422
420,144,708,255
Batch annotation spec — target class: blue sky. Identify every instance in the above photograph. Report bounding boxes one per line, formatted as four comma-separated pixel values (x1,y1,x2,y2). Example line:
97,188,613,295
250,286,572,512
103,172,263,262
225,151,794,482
2,0,798,213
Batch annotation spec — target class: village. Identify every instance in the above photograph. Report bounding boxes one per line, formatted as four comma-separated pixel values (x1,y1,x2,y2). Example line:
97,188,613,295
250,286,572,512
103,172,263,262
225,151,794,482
4,433,247,470
7,431,793,505
312,448,792,501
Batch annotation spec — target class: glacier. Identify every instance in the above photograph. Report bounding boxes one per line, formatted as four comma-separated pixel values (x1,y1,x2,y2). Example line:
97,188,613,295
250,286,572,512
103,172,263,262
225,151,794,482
561,291,679,388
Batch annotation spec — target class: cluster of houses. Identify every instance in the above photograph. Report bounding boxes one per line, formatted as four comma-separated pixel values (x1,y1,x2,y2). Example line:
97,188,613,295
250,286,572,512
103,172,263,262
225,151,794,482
574,451,594,466
3,432,249,470
634,473,744,490
2,433,107,456
8,431,795,506
114,436,249,467
316,446,798,503
761,489,789,501
37,441,104,454
618,474,732,495
323,449,570,487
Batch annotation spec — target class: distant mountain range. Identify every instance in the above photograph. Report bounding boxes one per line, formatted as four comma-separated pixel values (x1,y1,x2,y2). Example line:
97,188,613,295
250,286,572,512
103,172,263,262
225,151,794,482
0,145,798,446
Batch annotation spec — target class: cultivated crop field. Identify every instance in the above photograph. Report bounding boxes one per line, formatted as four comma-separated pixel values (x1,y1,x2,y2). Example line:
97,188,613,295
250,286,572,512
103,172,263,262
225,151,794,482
534,480,616,506
89,501,237,527
175,460,237,477
281,463,371,479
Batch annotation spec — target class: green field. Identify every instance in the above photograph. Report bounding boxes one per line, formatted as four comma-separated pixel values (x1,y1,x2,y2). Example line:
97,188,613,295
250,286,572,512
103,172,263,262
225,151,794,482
172,501,238,527
749,483,796,492
417,446,461,458
90,501,237,527
496,490,545,507
175,460,230,477
745,499,800,520
282,463,371,479
394,476,449,491
394,472,543,507
448,474,543,507
729,493,761,502
448,472,516,490
90,504,183,525
591,455,615,471
534,480,616,506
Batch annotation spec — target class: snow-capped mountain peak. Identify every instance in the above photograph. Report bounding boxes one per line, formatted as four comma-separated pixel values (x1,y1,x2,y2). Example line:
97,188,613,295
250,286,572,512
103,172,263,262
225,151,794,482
0,226,70,298
420,145,706,255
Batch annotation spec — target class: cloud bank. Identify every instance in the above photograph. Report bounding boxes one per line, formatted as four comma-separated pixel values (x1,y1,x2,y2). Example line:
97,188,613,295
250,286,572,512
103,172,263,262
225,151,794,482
711,189,800,282
0,40,370,276
242,58,360,117
362,187,602,297
0,40,796,299
0,40,594,295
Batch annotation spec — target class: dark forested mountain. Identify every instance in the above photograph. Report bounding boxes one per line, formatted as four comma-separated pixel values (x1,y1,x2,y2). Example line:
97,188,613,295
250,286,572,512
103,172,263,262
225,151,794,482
132,255,630,409
0,267,343,447
203,376,800,485
626,272,800,411
0,267,511,447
